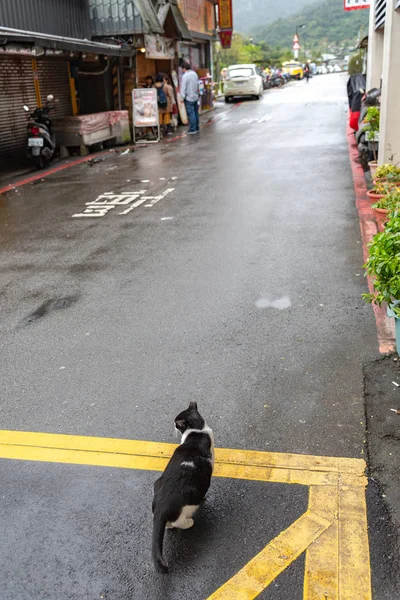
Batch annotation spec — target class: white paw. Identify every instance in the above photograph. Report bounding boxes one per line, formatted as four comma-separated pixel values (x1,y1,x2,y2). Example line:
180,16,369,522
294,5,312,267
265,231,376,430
183,518,194,529
166,522,174,529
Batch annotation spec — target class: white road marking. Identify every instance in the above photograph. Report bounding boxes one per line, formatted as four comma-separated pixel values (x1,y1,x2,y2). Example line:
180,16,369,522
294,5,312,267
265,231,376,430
118,197,148,215
238,115,272,125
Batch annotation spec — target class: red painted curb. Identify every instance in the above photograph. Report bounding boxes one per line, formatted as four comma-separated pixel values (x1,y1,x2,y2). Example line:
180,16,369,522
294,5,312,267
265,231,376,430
347,120,395,354
0,150,117,196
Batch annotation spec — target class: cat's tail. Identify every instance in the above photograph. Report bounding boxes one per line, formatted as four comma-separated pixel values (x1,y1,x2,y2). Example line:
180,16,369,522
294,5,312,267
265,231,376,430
152,511,169,574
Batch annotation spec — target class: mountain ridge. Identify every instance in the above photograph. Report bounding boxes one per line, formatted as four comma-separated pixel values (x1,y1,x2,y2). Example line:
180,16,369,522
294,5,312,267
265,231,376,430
232,0,326,33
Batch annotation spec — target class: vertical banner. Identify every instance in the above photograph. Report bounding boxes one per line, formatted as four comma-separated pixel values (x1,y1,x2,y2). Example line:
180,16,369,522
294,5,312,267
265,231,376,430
344,0,370,10
218,0,233,49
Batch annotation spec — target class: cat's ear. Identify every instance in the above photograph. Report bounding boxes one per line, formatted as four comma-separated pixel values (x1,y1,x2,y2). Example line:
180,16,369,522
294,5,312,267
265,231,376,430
189,401,198,411
175,419,186,432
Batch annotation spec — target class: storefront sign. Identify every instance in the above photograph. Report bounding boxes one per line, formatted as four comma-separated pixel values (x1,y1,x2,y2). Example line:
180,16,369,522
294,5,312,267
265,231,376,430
344,0,370,10
144,35,175,60
178,0,215,35
219,29,233,49
218,0,233,29
132,88,158,128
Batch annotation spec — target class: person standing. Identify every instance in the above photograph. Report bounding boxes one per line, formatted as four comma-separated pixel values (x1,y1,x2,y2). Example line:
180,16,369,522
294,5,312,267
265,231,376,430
163,74,177,135
180,61,199,135
304,62,311,83
155,73,173,136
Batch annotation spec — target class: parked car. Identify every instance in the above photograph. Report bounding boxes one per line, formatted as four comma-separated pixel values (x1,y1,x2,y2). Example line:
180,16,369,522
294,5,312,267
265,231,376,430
282,61,303,80
224,64,264,102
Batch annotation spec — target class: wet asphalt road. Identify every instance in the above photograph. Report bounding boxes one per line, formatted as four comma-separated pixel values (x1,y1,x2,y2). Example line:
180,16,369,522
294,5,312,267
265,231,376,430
0,74,382,599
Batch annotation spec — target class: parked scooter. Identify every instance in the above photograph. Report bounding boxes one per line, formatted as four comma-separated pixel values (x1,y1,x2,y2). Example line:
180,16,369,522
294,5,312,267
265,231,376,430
355,88,381,171
266,70,285,89
23,94,55,169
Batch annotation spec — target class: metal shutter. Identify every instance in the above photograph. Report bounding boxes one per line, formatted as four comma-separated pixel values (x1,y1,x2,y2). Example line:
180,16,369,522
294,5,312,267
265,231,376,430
36,58,72,118
375,0,386,29
0,55,37,163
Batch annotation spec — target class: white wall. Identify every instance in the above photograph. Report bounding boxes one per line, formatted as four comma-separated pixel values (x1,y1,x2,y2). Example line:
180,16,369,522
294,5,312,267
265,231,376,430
379,0,400,163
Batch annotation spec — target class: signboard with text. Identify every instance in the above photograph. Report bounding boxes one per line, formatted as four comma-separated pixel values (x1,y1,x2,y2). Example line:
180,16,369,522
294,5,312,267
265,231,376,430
132,88,160,143
218,0,233,29
219,29,233,48
344,0,370,10
144,35,175,60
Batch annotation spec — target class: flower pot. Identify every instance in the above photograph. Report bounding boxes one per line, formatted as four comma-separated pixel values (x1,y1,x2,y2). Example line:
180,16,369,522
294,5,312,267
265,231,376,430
369,161,378,178
367,190,385,203
373,207,389,232
387,304,400,354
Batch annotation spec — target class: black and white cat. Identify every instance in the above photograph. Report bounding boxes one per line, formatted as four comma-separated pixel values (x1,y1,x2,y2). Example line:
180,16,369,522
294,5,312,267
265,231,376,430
152,402,214,573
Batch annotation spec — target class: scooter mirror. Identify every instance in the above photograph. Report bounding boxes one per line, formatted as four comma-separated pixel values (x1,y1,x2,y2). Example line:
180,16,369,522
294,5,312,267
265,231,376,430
47,94,54,101
23,105,30,112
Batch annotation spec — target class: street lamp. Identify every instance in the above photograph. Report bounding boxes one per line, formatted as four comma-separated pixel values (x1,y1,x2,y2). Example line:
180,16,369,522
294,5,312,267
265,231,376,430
296,24,306,36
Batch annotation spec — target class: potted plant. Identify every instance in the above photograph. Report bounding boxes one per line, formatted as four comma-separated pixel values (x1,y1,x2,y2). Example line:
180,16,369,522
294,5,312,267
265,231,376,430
367,181,399,203
374,163,400,183
363,211,400,353
364,106,380,177
372,191,400,232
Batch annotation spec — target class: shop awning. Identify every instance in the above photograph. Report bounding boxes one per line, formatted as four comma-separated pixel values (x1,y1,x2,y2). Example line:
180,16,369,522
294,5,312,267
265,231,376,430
158,2,192,41
0,26,134,56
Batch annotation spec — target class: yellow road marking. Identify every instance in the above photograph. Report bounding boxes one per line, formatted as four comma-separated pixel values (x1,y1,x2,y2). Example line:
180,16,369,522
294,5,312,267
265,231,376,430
0,430,371,599
304,486,339,599
208,510,332,600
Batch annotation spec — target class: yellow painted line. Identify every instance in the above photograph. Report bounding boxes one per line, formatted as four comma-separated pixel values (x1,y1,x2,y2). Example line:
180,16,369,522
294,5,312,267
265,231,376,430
0,430,366,477
0,430,371,599
303,486,339,599
0,441,339,486
208,510,332,600
338,482,372,600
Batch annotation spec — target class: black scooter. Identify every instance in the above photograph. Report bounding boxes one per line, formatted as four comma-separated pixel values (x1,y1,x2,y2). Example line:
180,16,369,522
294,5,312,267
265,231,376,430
23,94,56,169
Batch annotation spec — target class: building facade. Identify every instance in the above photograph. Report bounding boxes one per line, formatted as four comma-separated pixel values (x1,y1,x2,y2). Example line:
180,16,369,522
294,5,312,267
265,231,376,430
367,0,400,163
0,0,133,166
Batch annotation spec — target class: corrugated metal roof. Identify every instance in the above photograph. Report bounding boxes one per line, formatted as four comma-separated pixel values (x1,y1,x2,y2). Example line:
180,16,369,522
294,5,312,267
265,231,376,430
89,0,163,35
0,0,91,39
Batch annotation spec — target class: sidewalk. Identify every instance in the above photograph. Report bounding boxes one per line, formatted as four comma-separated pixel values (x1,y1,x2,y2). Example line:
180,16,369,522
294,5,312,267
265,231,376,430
0,100,229,191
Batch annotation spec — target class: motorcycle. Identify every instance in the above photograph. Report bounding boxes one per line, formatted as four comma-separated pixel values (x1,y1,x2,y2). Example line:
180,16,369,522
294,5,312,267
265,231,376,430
23,94,55,169
266,70,285,89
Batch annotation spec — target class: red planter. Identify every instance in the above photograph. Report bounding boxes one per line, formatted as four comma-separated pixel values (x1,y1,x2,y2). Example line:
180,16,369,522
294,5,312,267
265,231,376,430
367,190,385,203
373,207,389,232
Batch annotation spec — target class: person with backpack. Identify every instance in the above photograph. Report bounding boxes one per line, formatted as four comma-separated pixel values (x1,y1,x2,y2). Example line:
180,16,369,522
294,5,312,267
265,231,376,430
155,73,175,136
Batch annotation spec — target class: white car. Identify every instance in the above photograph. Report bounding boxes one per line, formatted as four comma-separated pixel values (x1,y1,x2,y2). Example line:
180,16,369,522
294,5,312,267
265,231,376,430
224,64,263,102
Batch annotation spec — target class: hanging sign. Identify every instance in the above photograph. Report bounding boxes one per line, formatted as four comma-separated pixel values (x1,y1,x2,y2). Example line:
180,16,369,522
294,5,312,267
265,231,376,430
218,0,233,29
344,0,370,10
219,29,233,49
292,41,301,51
